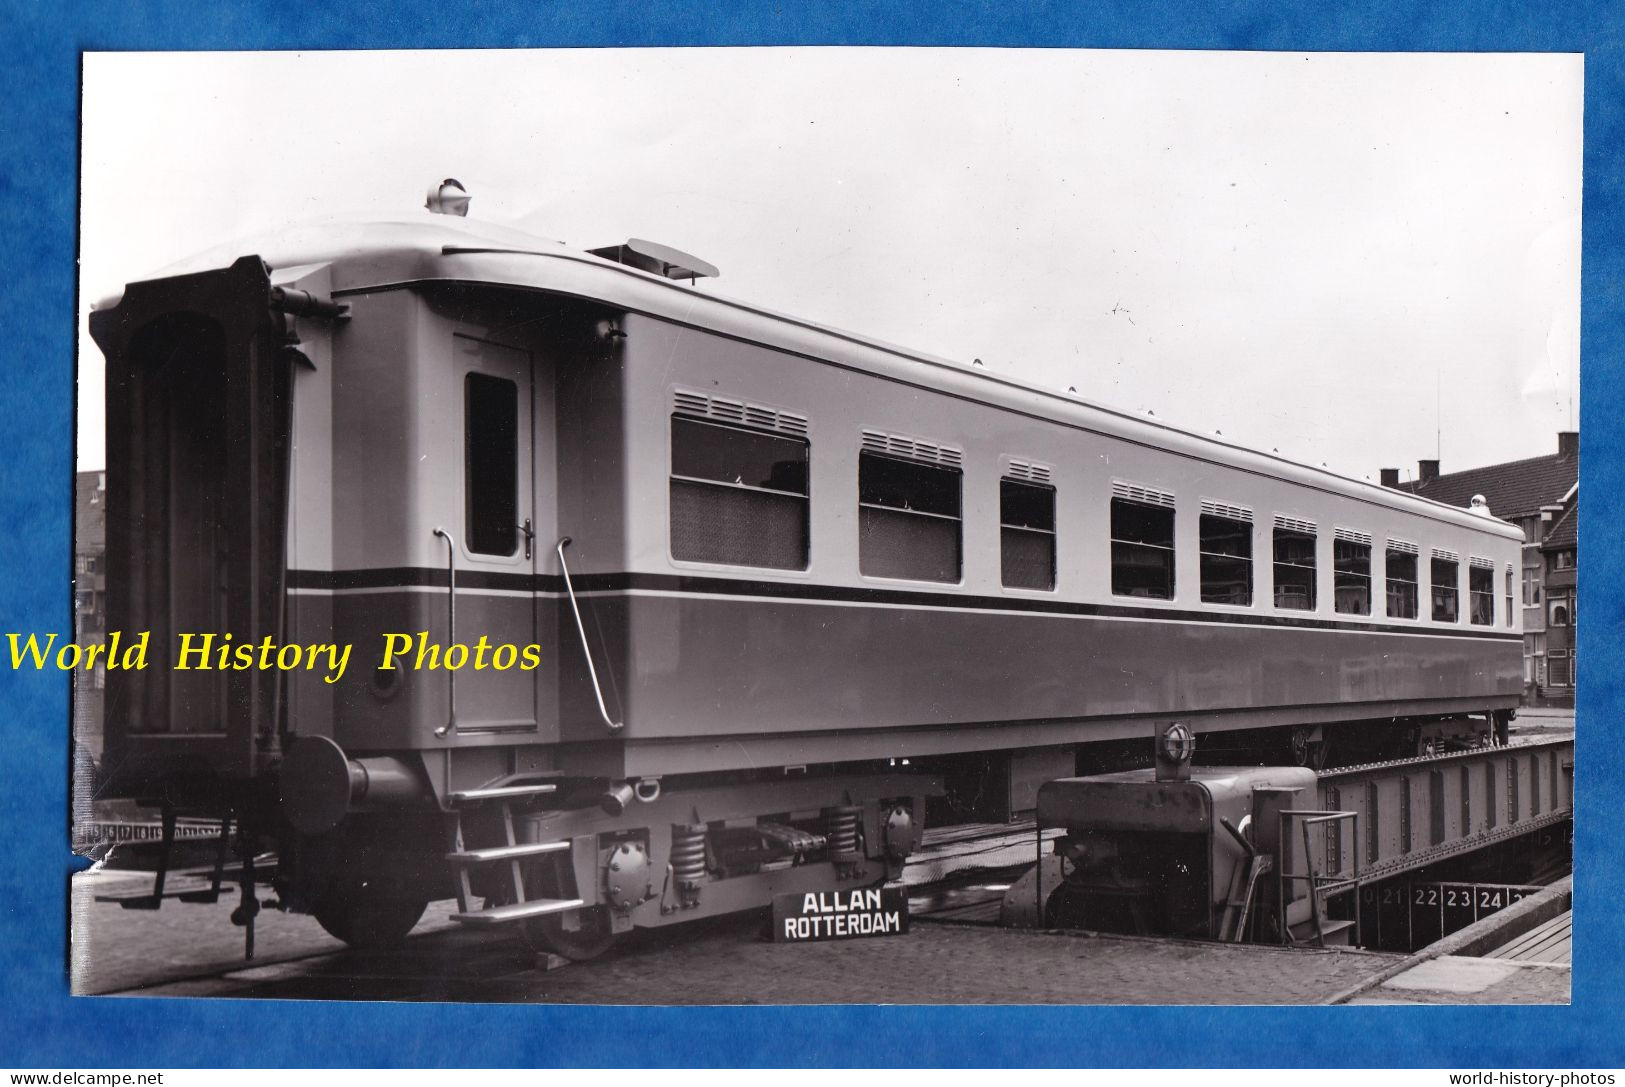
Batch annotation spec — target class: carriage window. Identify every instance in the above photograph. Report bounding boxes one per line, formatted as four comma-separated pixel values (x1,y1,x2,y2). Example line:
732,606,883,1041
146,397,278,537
1273,521,1317,610
1506,567,1515,628
859,452,961,582
1112,499,1175,599
1001,479,1055,591
1334,536,1371,616
1431,555,1460,623
465,373,518,556
1386,545,1419,619
1469,563,1495,625
670,416,809,569
1199,513,1252,605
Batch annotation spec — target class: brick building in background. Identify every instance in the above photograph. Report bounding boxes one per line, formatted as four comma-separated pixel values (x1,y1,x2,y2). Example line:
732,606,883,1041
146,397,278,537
74,470,107,763
1382,431,1578,706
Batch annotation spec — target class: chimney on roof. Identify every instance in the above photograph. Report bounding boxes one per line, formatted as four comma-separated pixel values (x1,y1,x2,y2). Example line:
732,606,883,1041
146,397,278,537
1418,459,1440,485
1558,431,1578,459
1380,468,1400,488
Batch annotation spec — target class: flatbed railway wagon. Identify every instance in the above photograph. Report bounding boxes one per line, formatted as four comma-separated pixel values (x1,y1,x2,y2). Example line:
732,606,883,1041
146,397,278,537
86,188,1522,958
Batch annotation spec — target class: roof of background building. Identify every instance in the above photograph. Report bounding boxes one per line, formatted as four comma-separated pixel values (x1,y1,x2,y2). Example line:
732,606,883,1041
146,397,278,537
1541,499,1578,551
1396,451,1578,519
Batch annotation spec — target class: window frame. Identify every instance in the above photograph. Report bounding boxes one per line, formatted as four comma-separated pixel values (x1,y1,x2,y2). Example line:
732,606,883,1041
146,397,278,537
1110,491,1177,601
463,371,520,558
1431,552,1460,624
1272,517,1318,612
999,474,1057,592
1333,531,1372,617
1198,506,1254,607
857,447,964,585
668,412,812,573
1468,561,1495,626
1386,541,1420,620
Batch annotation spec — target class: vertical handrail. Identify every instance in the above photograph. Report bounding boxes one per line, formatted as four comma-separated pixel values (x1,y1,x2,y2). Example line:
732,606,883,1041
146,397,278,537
556,537,623,732
432,528,457,737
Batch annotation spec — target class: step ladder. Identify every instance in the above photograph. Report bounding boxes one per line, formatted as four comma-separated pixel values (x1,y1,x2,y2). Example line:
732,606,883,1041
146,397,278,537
1277,808,1360,948
1279,877,1357,947
445,783,584,926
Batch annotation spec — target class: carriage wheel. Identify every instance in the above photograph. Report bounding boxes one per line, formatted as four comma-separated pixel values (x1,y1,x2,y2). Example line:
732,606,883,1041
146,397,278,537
312,872,428,950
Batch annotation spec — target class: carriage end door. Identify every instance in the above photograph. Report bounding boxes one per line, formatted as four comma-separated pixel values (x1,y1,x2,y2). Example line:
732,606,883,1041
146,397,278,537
454,333,539,734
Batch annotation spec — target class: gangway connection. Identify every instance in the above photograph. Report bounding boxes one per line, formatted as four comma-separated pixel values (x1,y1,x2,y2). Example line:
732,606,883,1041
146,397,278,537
1001,728,1572,953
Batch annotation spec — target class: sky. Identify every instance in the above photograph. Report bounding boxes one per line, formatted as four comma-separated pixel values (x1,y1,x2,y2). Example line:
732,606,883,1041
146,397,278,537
78,48,1583,484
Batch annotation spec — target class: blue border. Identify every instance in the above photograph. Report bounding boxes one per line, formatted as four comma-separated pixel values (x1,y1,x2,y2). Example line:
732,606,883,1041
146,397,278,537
2,0,1620,1068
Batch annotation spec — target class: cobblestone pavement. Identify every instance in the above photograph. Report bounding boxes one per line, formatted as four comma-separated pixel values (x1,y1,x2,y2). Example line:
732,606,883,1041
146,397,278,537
76,874,1404,1005
69,872,454,995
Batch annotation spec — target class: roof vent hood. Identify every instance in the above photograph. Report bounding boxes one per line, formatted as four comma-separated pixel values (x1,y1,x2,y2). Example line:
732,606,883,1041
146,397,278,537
426,178,471,217
589,238,719,282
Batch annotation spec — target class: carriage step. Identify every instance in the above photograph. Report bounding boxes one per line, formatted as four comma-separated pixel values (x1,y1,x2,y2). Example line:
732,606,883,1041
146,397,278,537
450,897,585,925
449,783,558,803
446,840,572,864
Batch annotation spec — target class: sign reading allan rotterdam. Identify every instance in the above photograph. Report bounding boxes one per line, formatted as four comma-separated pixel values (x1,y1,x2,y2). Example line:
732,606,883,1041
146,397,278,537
772,887,910,943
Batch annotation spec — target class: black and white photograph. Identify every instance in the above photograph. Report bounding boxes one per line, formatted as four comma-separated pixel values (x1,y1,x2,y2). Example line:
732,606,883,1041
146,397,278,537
70,47,1579,1005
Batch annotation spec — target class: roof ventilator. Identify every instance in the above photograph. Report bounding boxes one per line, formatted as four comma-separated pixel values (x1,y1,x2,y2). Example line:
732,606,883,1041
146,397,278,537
589,238,719,283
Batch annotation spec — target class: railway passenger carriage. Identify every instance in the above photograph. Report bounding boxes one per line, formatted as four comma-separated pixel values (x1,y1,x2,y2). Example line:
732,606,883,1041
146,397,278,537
87,191,1522,957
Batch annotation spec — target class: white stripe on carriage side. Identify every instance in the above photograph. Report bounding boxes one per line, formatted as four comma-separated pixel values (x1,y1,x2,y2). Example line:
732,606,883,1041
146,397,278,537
575,586,1520,638
288,584,539,598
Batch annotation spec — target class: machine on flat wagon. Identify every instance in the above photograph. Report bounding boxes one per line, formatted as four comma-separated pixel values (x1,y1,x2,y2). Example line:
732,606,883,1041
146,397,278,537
85,182,1523,959
1002,722,1572,949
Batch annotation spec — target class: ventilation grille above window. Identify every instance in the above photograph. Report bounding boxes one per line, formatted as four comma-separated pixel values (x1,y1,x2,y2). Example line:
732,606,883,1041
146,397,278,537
1335,527,1373,546
1274,515,1317,535
1470,556,1495,570
1006,459,1053,485
1201,500,1252,522
861,429,963,468
1388,539,1419,556
1432,548,1460,563
674,390,809,437
1112,481,1175,508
